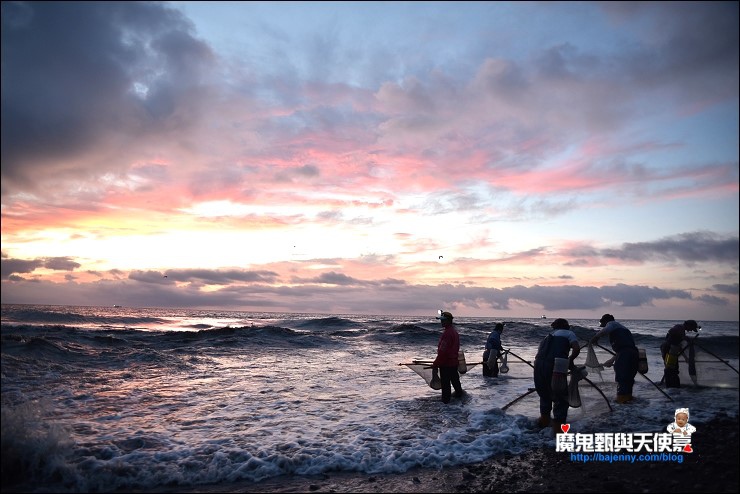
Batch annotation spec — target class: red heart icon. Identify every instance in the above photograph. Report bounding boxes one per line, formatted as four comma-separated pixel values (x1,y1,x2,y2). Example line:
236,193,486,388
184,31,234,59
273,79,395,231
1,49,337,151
561,424,570,433
683,444,693,453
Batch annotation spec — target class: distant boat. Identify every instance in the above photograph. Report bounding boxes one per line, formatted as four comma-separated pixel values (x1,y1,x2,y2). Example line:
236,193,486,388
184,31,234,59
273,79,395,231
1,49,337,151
113,305,121,308
541,315,547,319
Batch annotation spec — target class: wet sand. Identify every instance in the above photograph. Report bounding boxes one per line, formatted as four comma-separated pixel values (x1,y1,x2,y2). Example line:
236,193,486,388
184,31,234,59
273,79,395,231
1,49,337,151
130,414,738,494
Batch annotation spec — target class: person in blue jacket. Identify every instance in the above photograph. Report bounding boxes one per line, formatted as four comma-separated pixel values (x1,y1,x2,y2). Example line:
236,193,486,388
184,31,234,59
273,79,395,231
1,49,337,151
590,314,639,403
482,323,504,377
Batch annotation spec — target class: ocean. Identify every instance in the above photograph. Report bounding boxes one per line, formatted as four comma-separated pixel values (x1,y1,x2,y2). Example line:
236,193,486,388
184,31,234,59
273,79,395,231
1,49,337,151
2,304,738,493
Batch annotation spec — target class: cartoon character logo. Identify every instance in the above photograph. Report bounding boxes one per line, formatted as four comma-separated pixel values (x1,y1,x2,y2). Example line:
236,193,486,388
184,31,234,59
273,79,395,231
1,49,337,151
667,407,696,436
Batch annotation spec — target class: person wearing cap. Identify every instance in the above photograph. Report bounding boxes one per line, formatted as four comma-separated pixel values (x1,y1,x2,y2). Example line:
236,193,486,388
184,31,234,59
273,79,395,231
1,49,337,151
533,318,580,433
482,323,505,377
660,319,701,388
590,314,639,404
432,310,464,403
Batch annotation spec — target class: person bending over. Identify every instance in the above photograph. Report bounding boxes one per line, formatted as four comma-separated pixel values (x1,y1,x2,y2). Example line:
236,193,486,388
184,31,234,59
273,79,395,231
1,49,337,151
590,314,639,404
660,320,701,388
483,323,504,377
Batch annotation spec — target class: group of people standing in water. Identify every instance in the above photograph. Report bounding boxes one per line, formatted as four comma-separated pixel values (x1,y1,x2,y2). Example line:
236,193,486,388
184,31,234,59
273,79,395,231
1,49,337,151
430,310,701,433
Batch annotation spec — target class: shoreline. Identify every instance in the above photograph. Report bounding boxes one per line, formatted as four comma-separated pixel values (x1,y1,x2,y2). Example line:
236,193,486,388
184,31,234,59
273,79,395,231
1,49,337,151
121,414,738,494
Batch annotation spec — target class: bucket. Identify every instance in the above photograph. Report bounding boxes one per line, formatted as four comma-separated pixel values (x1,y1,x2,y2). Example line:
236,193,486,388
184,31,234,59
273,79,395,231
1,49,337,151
551,358,568,393
499,352,509,374
458,350,467,374
430,369,441,390
637,348,649,374
665,344,680,368
553,357,569,374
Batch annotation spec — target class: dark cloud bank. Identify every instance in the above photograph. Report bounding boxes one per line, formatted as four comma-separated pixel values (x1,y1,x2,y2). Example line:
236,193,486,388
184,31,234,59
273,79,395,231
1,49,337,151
2,232,737,317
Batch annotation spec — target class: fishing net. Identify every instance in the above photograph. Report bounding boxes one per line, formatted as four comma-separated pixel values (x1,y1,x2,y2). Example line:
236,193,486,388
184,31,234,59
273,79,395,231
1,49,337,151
585,344,604,380
402,361,436,389
675,340,739,388
402,359,480,389
502,378,613,420
569,380,614,418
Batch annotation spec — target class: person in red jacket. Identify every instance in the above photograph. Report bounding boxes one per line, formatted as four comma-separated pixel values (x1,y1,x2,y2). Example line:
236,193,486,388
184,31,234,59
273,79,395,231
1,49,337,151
432,310,464,403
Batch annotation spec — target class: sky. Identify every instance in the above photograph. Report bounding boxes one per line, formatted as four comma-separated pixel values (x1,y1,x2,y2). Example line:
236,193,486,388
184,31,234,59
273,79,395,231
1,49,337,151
1,1,738,321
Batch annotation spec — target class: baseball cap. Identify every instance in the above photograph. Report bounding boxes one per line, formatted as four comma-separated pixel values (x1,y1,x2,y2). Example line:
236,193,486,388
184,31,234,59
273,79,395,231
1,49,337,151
684,320,701,331
436,310,453,320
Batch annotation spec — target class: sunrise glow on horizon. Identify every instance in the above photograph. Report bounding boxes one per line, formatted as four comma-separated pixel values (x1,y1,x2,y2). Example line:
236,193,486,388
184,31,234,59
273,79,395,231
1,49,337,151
1,1,738,321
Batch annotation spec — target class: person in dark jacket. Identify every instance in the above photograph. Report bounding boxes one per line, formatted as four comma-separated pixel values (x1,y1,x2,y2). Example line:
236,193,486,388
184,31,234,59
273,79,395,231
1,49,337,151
660,319,701,388
533,318,580,434
432,310,463,403
482,323,504,377
590,314,639,403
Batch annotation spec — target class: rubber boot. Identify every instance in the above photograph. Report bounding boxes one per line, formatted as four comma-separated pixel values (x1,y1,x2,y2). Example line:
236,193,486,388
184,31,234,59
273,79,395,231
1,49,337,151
536,414,551,428
616,394,633,404
551,419,564,435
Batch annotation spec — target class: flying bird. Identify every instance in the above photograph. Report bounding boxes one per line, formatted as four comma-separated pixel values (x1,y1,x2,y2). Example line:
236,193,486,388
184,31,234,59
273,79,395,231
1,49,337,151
439,255,443,259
